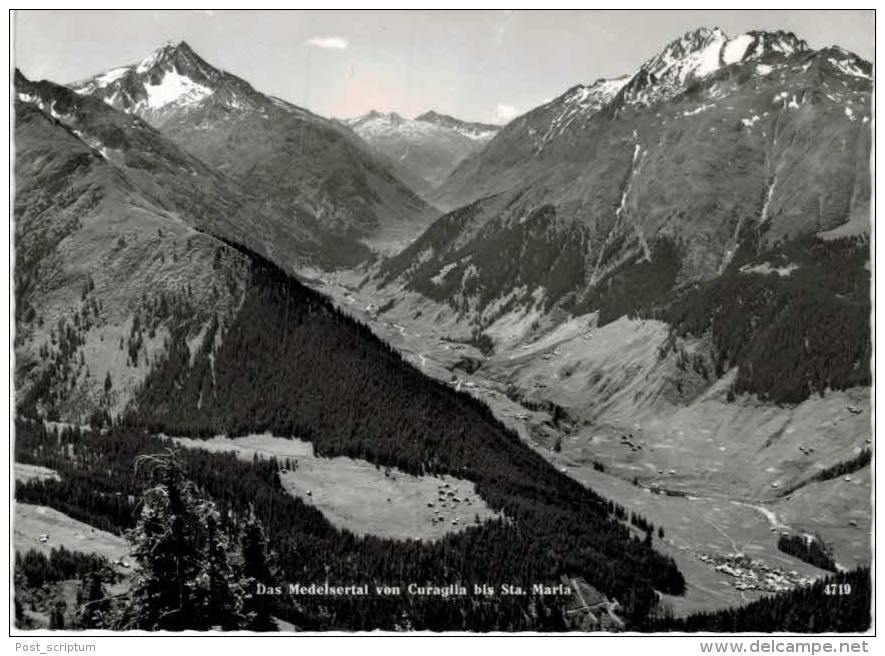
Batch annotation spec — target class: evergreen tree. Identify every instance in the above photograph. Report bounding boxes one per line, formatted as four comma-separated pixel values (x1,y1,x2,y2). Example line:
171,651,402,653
49,600,66,629
239,507,276,631
121,450,240,630
199,513,246,630
76,569,109,629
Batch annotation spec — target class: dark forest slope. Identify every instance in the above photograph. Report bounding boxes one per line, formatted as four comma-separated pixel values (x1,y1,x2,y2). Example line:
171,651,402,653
121,243,685,621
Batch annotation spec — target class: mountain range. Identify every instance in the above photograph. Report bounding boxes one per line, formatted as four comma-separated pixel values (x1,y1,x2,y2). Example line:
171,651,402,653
12,25,873,632
343,110,499,193
70,41,439,262
381,28,871,338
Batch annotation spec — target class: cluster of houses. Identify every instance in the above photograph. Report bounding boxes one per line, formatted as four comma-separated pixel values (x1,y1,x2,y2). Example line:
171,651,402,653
696,552,813,593
427,482,473,526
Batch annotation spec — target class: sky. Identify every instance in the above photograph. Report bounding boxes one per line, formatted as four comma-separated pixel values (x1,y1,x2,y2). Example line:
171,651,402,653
13,9,874,124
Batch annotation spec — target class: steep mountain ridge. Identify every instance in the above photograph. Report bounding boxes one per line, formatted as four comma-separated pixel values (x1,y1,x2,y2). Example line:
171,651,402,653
384,28,871,343
343,110,499,191
15,71,321,265
618,28,809,108
70,41,265,128
72,41,439,262
13,74,253,419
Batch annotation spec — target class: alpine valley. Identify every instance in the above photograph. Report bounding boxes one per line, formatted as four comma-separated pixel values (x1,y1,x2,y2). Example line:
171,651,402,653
13,26,872,633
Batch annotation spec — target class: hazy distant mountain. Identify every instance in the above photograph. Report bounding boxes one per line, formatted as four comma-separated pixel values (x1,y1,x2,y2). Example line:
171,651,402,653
343,110,499,191
71,41,439,262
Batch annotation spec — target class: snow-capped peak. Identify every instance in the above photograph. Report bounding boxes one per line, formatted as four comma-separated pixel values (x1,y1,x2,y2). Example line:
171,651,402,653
414,111,500,140
643,27,728,83
346,110,406,126
621,27,811,107
131,41,216,80
345,110,499,143
70,41,269,124
136,41,181,73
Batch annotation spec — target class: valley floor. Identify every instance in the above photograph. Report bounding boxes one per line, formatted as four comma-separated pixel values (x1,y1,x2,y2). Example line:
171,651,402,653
301,267,873,617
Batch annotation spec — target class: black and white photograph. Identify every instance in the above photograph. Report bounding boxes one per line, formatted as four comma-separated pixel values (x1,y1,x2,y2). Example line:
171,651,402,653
6,6,876,643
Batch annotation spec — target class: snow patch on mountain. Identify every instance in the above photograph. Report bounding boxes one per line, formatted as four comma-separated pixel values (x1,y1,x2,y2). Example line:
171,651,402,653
16,92,72,125
740,262,799,277
76,67,131,95
143,70,213,109
622,28,810,108
829,56,873,80
70,41,260,121
723,34,754,64
430,262,459,285
648,27,726,82
414,111,500,140
347,111,499,144
682,103,715,116
537,76,630,145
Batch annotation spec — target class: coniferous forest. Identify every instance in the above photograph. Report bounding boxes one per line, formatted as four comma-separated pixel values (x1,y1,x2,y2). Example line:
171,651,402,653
653,236,871,404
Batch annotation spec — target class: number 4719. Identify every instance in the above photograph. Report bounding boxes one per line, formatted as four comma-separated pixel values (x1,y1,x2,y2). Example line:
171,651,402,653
823,583,852,596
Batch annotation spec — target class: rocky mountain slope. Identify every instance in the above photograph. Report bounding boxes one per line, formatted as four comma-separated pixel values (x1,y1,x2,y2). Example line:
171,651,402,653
71,41,438,262
344,110,499,192
13,71,256,420
373,27,871,416
381,28,871,335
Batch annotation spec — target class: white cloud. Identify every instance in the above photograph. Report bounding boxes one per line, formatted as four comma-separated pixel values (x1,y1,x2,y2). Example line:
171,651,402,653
494,104,518,123
305,36,349,50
